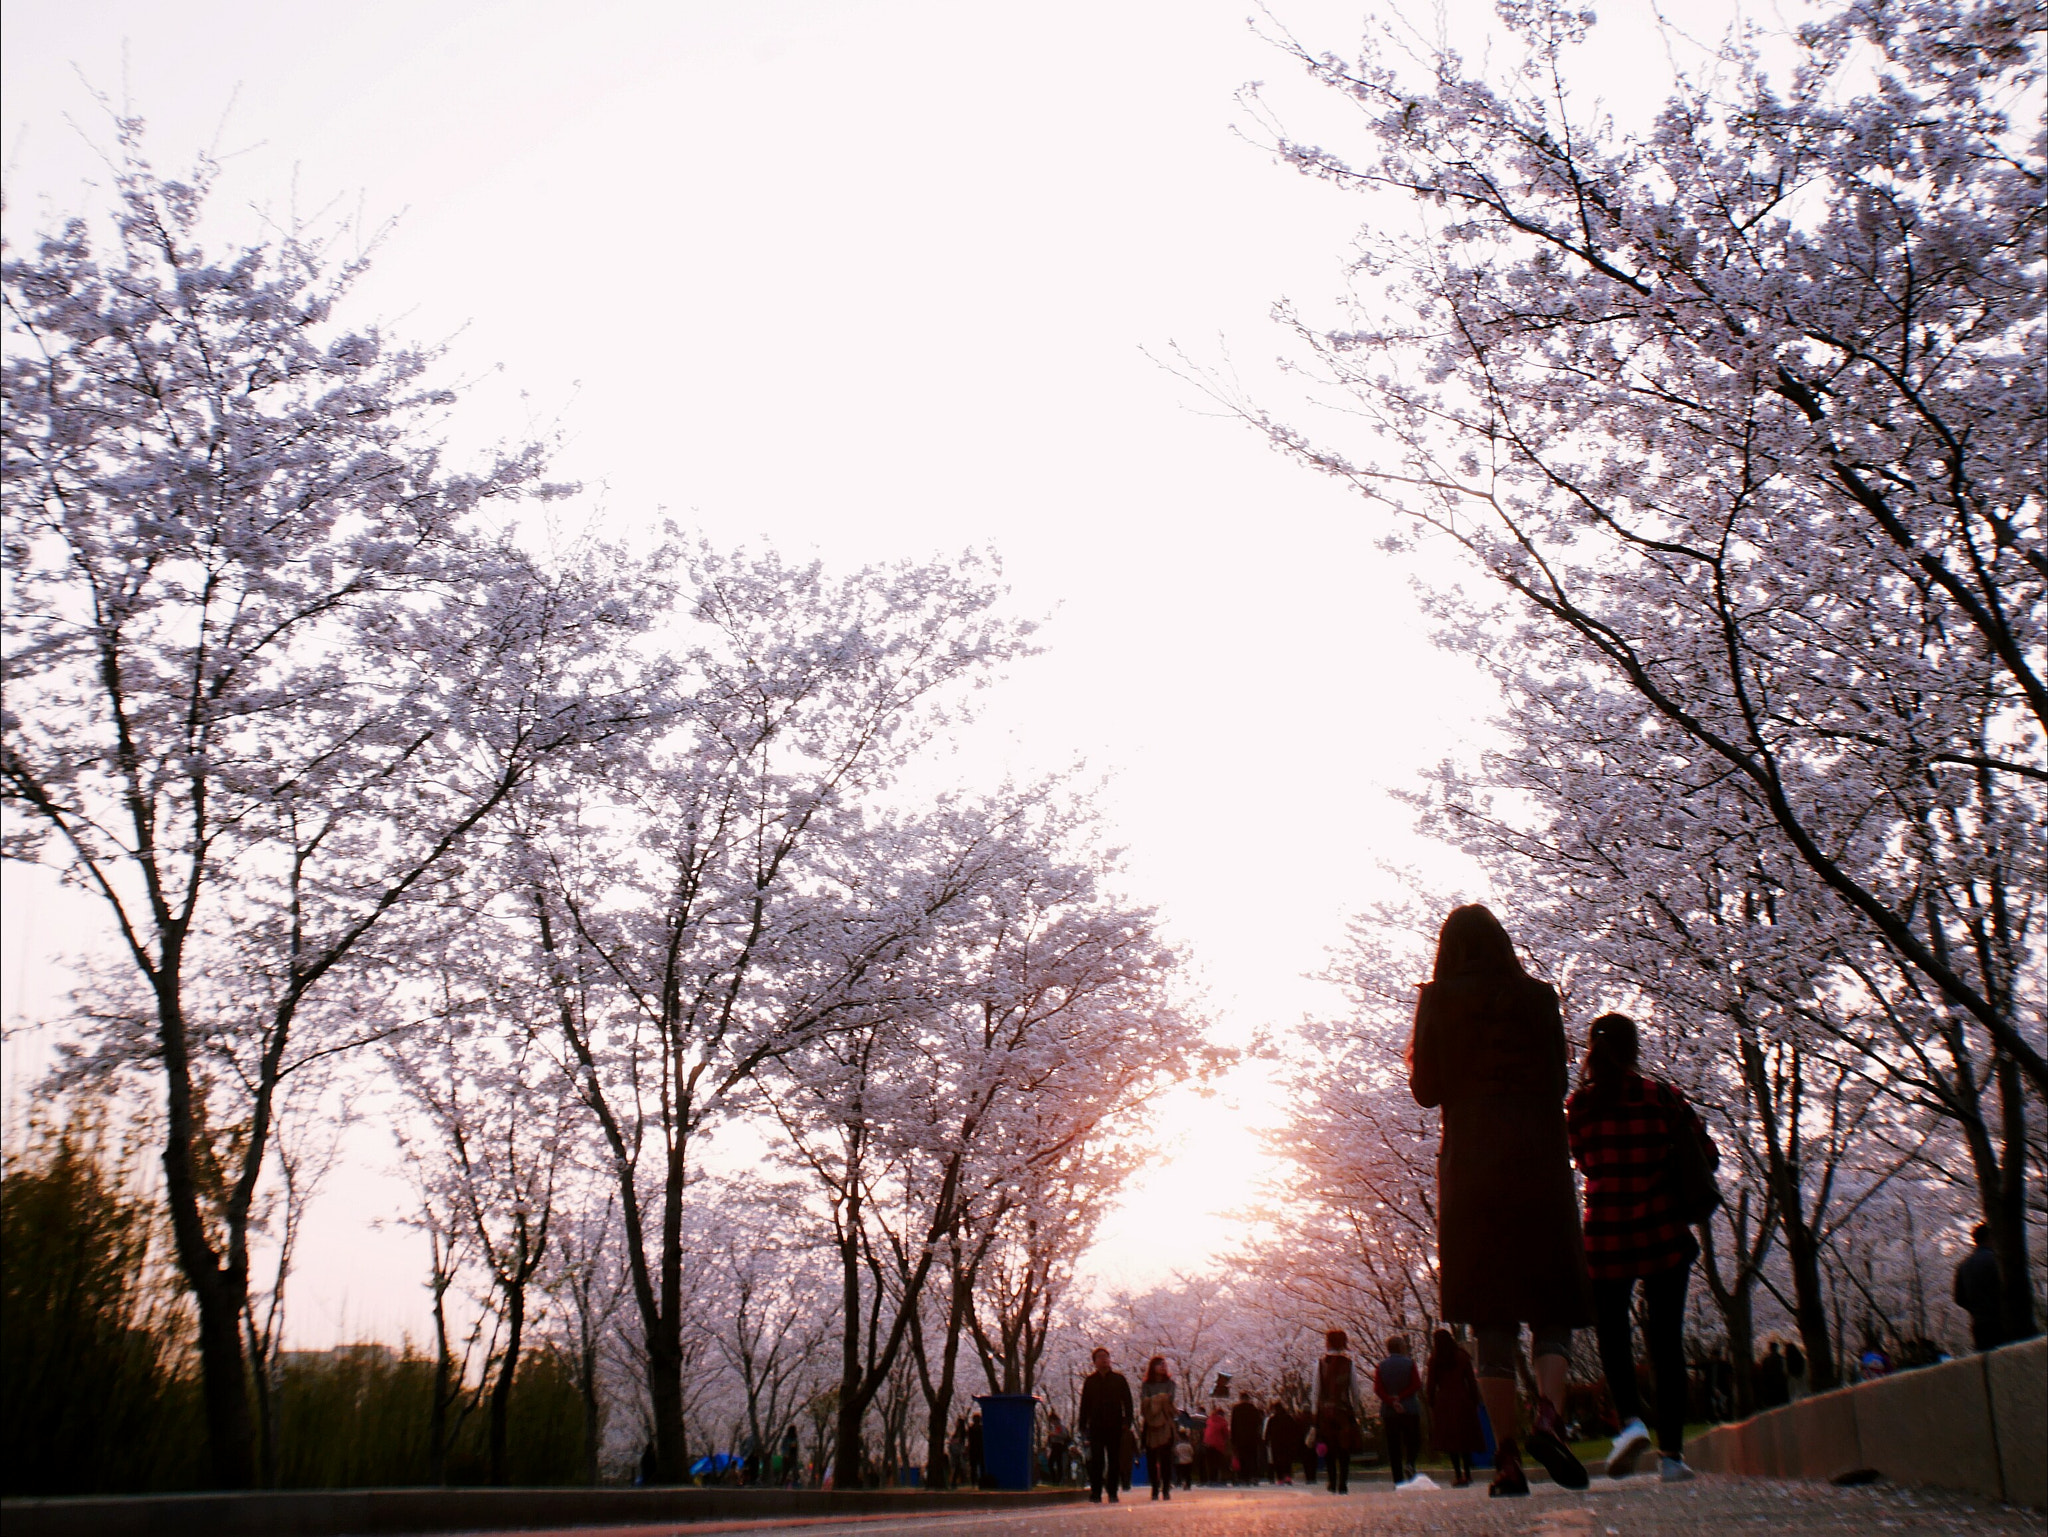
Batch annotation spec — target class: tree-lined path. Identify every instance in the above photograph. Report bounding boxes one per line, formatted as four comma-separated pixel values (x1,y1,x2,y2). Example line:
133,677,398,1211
455,1479,2041,1537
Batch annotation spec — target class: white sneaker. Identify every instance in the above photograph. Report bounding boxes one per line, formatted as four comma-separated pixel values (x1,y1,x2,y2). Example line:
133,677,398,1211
1607,1419,1651,1479
1660,1455,1695,1483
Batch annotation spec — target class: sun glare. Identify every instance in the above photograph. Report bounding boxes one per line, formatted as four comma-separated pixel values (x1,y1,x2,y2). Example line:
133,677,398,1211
1080,1060,1288,1294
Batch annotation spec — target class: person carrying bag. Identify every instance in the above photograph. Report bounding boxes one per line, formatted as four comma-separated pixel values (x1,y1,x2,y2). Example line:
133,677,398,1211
1566,1012,1717,1484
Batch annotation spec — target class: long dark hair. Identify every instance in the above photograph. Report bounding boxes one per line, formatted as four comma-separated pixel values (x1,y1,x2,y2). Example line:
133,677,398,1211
1145,1355,1171,1385
1582,1012,1641,1096
1431,904,1529,981
1426,1328,1460,1383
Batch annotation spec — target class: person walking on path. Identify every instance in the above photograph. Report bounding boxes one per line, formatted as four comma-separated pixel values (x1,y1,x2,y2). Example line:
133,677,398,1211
1409,904,1593,1499
1785,1339,1809,1401
1173,1425,1195,1489
1138,1356,1178,1501
1372,1336,1423,1486
1425,1328,1485,1488
1201,1405,1230,1484
1045,1413,1072,1486
1077,1347,1133,1504
1314,1329,1362,1493
1756,1342,1789,1409
1566,1011,1716,1485
1264,1400,1300,1484
1229,1390,1263,1485
1955,1226,2010,1352
966,1412,987,1489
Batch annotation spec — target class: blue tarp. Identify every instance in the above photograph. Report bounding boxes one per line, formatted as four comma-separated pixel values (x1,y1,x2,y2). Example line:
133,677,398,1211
690,1452,741,1476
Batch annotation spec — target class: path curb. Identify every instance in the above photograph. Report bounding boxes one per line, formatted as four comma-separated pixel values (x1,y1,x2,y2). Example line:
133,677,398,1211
0,1485,1090,1537
1686,1335,2044,1507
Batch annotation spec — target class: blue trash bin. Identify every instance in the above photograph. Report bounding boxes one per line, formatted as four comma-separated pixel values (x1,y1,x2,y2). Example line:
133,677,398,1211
975,1393,1039,1490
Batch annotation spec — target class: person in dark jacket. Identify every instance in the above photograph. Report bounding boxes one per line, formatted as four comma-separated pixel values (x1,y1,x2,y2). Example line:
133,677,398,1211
1955,1226,2007,1352
1409,904,1592,1498
1566,1012,1715,1484
1228,1391,1262,1484
1077,1347,1133,1503
1425,1329,1484,1488
1314,1330,1360,1493
966,1411,986,1489
1263,1401,1300,1484
1372,1336,1423,1485
1755,1342,1789,1409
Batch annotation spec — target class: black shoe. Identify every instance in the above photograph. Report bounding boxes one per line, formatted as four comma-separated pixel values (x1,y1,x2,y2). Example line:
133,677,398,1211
1489,1443,1530,1498
1526,1428,1589,1490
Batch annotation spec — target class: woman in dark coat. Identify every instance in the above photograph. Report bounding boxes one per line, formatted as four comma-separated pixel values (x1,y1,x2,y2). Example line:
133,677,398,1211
1313,1329,1360,1494
1408,904,1592,1497
1424,1328,1484,1487
1263,1401,1300,1483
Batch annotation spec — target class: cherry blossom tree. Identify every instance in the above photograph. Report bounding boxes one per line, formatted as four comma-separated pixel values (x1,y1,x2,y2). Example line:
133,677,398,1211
387,1001,580,1484
763,786,1194,1484
536,1185,633,1485
1,134,657,1485
693,1183,836,1478
512,546,1033,1481
1232,0,2045,1106
1249,901,1445,1353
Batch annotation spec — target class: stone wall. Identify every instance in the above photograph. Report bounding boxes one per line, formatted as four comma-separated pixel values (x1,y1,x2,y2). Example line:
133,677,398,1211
1686,1335,2044,1508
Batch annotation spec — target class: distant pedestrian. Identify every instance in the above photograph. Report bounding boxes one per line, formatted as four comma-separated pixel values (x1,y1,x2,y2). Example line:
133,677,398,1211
948,1416,969,1488
1425,1329,1484,1488
1077,1346,1133,1503
1314,1328,1361,1493
1756,1341,1789,1409
1139,1356,1178,1501
966,1411,986,1489
1372,1336,1423,1485
1784,1340,1809,1402
1230,1390,1262,1484
781,1424,801,1487
1410,904,1593,1498
1567,1011,1715,1485
1202,1405,1230,1484
1955,1225,2008,1352
1174,1426,1194,1489
1045,1413,1072,1485
1264,1400,1300,1484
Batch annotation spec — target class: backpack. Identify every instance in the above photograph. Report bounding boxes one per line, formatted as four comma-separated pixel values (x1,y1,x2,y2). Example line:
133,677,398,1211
1665,1092,1722,1224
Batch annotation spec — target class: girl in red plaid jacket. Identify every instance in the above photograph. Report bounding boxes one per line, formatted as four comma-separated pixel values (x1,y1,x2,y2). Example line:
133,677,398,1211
1565,1013,1717,1483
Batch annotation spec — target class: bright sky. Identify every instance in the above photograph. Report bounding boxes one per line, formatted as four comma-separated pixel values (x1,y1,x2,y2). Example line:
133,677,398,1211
1,0,1741,1346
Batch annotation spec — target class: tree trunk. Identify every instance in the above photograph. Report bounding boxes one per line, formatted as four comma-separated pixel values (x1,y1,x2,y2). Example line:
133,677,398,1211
1735,1030,1838,1390
915,1261,969,1488
1695,1196,1764,1419
835,1194,867,1489
157,976,258,1489
430,1304,453,1485
189,1272,256,1489
578,1334,602,1486
1993,1051,2038,1341
1782,1219,1837,1392
489,1282,526,1485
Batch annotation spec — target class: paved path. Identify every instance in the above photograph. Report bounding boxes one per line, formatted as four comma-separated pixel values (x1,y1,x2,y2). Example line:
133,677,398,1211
448,1479,2040,1536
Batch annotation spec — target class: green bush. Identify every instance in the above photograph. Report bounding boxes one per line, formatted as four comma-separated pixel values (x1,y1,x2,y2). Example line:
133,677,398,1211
0,1106,206,1495
3,1107,592,1493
